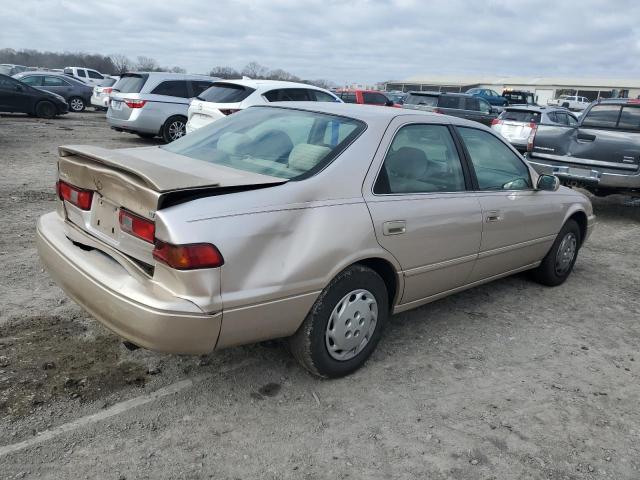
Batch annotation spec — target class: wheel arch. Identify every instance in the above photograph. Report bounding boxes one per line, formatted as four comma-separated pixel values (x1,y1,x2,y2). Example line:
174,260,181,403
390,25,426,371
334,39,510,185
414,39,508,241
567,210,588,246
352,257,402,311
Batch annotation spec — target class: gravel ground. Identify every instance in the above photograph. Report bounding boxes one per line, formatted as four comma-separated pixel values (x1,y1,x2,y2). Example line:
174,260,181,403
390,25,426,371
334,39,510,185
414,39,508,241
1,111,639,479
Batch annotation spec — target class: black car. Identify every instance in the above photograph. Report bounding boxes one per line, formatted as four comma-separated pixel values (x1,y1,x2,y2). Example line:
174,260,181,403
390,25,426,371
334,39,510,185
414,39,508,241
402,91,498,126
13,71,93,112
0,73,68,118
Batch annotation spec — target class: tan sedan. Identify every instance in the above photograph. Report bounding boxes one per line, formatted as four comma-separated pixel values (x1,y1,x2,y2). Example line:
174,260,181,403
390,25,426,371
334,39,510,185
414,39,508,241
36,103,595,377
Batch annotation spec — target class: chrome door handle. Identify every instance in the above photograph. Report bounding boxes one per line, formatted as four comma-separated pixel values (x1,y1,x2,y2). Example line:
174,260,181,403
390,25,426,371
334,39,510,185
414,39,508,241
486,211,502,222
383,220,406,236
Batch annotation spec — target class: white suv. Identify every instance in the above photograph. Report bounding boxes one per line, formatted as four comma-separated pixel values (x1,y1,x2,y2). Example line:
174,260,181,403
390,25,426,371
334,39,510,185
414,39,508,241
547,95,591,111
186,79,341,133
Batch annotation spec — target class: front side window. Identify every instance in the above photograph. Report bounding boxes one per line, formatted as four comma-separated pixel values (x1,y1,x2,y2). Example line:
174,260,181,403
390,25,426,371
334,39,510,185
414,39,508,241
87,70,103,79
617,106,640,131
374,124,466,194
438,96,464,109
151,80,190,98
308,90,338,102
43,76,69,87
478,99,491,114
362,92,388,105
162,107,364,180
582,104,621,128
0,76,20,89
20,76,43,86
489,90,499,97
404,94,438,107
77,69,86,77
340,92,357,103
457,127,531,190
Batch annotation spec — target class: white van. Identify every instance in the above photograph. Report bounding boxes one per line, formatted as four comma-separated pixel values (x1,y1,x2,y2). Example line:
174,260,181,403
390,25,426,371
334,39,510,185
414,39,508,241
63,67,106,86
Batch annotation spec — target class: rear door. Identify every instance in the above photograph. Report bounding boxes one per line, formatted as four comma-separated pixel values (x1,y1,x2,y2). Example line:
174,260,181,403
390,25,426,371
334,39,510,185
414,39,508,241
363,119,482,305
43,75,73,99
567,103,640,172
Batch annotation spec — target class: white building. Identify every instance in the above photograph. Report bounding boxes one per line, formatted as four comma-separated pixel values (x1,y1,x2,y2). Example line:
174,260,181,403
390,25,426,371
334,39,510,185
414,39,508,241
385,76,640,104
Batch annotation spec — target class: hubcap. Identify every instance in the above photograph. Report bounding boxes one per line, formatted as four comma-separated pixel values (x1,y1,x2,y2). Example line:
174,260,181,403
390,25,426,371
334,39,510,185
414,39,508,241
168,120,185,141
325,289,378,361
555,232,577,275
70,98,83,111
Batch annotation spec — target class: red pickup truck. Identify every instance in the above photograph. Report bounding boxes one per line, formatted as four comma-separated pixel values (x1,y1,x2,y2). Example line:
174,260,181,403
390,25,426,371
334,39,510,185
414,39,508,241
334,89,401,107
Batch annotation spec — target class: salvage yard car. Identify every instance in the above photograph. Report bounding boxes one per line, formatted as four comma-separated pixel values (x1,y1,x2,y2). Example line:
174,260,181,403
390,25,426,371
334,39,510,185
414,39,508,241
527,98,640,196
186,79,341,133
0,73,68,118
36,103,594,378
107,72,218,142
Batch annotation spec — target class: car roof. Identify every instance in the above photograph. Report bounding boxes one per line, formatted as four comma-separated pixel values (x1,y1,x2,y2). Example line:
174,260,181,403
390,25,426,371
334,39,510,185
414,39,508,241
14,71,88,83
250,101,492,130
336,89,387,94
214,78,330,91
123,71,219,81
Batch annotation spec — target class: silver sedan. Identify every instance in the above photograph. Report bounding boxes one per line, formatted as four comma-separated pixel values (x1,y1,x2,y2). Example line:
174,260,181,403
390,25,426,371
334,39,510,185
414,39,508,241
36,103,595,377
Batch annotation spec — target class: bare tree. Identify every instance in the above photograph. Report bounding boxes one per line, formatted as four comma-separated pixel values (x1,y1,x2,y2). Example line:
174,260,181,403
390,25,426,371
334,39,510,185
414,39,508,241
209,66,240,79
267,68,300,82
241,61,268,79
109,53,132,74
170,66,186,73
136,56,159,71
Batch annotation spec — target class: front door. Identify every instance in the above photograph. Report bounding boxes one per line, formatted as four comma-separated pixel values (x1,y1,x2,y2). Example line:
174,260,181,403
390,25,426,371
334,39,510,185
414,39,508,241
455,126,562,281
363,119,482,306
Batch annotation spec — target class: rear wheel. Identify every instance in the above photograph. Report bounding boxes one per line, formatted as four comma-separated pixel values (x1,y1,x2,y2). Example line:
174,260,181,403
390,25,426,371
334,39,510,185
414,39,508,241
68,97,85,112
162,115,187,143
35,101,56,119
531,219,581,286
288,265,388,378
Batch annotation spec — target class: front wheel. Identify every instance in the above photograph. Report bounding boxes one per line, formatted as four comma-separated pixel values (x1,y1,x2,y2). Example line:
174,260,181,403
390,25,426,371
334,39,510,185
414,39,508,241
68,97,85,112
35,101,56,119
288,265,388,378
161,115,187,143
531,219,581,286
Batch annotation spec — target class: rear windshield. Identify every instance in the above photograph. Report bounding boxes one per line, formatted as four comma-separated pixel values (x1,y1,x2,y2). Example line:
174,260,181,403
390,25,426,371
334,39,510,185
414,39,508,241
113,74,148,93
162,107,365,180
404,94,438,107
198,83,255,103
500,110,541,123
100,77,117,87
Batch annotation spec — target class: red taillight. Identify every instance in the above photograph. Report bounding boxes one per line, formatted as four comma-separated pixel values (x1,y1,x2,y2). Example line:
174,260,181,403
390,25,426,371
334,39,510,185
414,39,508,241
103,87,113,94
152,241,224,270
124,99,146,108
56,180,93,210
119,209,155,243
491,118,502,126
527,124,538,153
219,109,240,116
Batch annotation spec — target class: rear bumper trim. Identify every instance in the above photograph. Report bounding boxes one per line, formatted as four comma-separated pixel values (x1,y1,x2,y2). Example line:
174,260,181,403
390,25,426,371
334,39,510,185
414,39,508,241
36,212,221,354
528,158,640,189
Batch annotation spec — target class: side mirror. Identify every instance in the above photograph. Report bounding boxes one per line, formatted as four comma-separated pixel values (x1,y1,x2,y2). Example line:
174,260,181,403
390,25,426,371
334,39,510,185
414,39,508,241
385,99,394,107
16,84,23,92
536,174,560,191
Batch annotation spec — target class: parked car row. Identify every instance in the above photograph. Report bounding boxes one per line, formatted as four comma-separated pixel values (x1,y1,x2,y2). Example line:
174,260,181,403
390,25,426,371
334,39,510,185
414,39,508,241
402,91,498,126
0,73,68,118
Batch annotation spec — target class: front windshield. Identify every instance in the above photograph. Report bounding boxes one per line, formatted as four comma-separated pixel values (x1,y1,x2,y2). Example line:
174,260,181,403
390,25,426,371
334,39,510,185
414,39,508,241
162,107,365,180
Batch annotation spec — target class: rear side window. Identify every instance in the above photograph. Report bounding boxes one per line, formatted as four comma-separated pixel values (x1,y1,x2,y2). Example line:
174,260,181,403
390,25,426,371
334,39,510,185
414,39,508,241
362,92,388,105
113,74,148,93
20,76,43,86
458,127,531,190
198,83,254,103
374,124,466,194
151,80,190,98
464,97,479,111
404,94,438,107
501,110,541,123
87,70,103,79
618,106,640,131
308,90,337,102
190,80,214,97
264,89,310,102
438,96,464,109
582,105,621,128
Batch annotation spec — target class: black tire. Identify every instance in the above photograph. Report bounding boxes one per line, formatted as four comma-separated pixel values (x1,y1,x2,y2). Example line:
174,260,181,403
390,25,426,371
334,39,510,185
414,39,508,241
68,97,85,112
136,132,156,139
161,115,187,143
531,219,581,286
35,101,56,119
288,265,388,378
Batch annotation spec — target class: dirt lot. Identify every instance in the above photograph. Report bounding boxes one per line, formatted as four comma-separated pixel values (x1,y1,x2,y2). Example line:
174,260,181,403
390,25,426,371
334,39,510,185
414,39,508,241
1,111,639,479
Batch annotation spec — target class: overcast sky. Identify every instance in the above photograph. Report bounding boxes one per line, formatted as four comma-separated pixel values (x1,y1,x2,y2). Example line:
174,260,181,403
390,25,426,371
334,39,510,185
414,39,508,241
2,0,639,83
